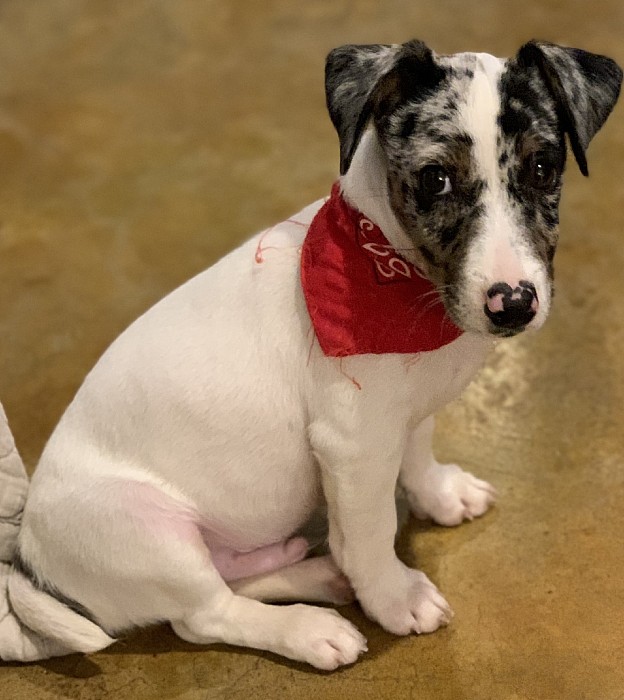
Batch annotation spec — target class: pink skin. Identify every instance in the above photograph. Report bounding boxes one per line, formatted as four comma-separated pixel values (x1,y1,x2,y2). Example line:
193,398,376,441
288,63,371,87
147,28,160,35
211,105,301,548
486,293,505,313
485,282,540,315
117,480,310,582
207,537,309,582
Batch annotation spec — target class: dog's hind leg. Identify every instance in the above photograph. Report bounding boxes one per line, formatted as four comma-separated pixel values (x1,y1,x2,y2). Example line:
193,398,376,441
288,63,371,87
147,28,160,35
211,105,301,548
172,586,366,670
399,416,497,526
22,477,366,670
136,523,366,669
115,481,366,669
229,554,354,605
133,493,366,669
167,547,365,669
18,475,367,669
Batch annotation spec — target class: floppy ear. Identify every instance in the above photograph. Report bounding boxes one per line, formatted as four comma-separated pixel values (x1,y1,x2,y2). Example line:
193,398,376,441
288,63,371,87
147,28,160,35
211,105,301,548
517,41,622,176
325,40,443,175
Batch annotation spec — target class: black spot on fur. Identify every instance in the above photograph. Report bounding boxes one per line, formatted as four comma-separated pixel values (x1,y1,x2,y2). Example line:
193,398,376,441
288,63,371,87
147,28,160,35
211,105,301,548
546,243,556,262
499,107,532,137
439,220,463,248
419,245,436,265
541,204,559,229
12,549,111,634
455,132,475,147
373,55,450,133
439,202,484,249
399,113,417,139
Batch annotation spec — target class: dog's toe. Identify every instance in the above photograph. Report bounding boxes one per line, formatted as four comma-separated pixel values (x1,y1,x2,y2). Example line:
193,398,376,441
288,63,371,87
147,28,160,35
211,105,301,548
407,463,496,527
364,568,453,636
284,605,367,670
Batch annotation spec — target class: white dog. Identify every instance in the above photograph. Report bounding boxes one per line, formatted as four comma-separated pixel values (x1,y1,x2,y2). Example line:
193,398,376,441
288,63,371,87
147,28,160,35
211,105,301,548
2,40,620,669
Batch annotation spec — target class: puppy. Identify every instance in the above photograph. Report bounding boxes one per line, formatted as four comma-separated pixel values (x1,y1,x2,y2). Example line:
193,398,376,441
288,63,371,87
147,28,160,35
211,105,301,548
3,40,620,670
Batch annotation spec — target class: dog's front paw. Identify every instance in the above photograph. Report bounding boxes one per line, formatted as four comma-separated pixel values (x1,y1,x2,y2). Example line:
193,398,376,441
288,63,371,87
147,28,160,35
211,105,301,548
284,605,367,670
361,567,453,636
406,463,496,527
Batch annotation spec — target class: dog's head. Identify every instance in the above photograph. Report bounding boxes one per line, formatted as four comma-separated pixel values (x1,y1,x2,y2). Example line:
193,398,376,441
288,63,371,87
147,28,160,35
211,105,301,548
326,40,622,337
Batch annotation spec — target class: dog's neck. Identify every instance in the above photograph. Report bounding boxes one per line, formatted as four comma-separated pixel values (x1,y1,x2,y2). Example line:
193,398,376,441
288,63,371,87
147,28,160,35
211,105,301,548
339,128,419,267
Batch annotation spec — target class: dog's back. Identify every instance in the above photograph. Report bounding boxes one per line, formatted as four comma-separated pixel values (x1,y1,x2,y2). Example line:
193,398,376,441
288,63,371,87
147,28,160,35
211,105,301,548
17,201,324,627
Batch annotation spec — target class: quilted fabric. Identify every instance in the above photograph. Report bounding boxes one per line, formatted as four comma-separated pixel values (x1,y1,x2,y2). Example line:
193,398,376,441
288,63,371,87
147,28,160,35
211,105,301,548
0,403,28,563
0,401,67,660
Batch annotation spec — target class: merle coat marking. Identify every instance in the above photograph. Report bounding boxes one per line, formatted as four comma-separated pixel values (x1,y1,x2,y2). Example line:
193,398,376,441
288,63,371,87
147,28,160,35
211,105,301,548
326,39,621,335
2,40,620,669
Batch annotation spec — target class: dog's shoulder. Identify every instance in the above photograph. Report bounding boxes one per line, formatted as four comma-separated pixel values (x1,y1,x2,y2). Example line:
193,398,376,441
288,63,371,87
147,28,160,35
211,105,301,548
250,198,326,259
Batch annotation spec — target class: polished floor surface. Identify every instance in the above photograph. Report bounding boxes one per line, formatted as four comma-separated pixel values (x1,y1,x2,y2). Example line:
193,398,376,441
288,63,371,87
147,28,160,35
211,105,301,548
1,1,624,698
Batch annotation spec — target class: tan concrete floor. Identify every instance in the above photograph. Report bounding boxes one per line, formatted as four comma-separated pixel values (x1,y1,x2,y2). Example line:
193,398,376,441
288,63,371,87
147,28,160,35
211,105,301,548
1,0,624,698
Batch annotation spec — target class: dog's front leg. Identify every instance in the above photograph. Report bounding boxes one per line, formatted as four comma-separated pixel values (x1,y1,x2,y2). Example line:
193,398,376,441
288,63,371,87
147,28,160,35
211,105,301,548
310,419,452,636
400,415,496,527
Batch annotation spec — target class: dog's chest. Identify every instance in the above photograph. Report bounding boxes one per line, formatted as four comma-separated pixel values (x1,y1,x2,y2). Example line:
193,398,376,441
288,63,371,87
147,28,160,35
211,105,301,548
398,333,491,419
337,332,489,413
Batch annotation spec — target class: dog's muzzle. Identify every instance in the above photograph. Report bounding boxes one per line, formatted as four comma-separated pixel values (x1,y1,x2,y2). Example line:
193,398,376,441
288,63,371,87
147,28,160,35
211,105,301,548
484,281,538,333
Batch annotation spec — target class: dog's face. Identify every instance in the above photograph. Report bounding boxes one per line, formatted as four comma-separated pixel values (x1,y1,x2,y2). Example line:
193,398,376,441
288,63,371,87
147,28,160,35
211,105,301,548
326,41,622,337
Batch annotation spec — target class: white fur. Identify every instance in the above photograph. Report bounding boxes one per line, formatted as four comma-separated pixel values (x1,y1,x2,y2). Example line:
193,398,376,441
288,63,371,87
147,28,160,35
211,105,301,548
7,573,114,654
8,126,497,669
457,54,551,333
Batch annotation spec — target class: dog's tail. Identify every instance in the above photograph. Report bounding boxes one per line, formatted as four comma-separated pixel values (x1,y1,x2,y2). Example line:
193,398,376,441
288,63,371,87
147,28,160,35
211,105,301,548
0,402,114,661
2,568,115,661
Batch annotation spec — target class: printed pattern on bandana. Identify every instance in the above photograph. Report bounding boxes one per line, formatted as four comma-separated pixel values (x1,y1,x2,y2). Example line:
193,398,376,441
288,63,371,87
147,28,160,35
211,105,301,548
300,183,462,356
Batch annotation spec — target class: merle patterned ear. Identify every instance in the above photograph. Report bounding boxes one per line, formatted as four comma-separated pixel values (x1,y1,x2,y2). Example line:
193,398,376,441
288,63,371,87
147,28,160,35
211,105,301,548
517,41,622,176
325,40,441,175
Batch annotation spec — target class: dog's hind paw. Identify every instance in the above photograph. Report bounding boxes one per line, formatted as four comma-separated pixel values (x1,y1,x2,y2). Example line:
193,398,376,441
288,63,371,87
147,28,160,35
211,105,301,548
406,463,496,527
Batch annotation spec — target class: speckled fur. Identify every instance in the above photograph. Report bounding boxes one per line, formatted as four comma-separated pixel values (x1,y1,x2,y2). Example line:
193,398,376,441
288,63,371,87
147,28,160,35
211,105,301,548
3,39,620,671
325,40,622,334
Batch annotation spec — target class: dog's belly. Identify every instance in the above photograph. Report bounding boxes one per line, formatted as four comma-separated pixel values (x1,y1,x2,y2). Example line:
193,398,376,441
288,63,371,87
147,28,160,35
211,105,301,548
145,424,322,550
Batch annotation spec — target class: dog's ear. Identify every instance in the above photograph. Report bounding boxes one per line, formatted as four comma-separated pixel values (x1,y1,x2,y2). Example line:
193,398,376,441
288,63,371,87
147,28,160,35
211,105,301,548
325,40,444,174
517,41,622,176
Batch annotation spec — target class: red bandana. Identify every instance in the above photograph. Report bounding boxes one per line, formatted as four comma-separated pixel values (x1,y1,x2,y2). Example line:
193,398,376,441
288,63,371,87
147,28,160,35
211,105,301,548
301,183,462,356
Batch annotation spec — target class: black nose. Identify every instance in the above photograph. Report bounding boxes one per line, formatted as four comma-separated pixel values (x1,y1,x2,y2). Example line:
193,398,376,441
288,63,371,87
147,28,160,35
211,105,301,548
484,281,538,331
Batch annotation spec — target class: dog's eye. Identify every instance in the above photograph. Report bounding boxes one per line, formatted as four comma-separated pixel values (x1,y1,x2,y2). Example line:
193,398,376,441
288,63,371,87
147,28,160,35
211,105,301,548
526,153,559,190
420,165,452,197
